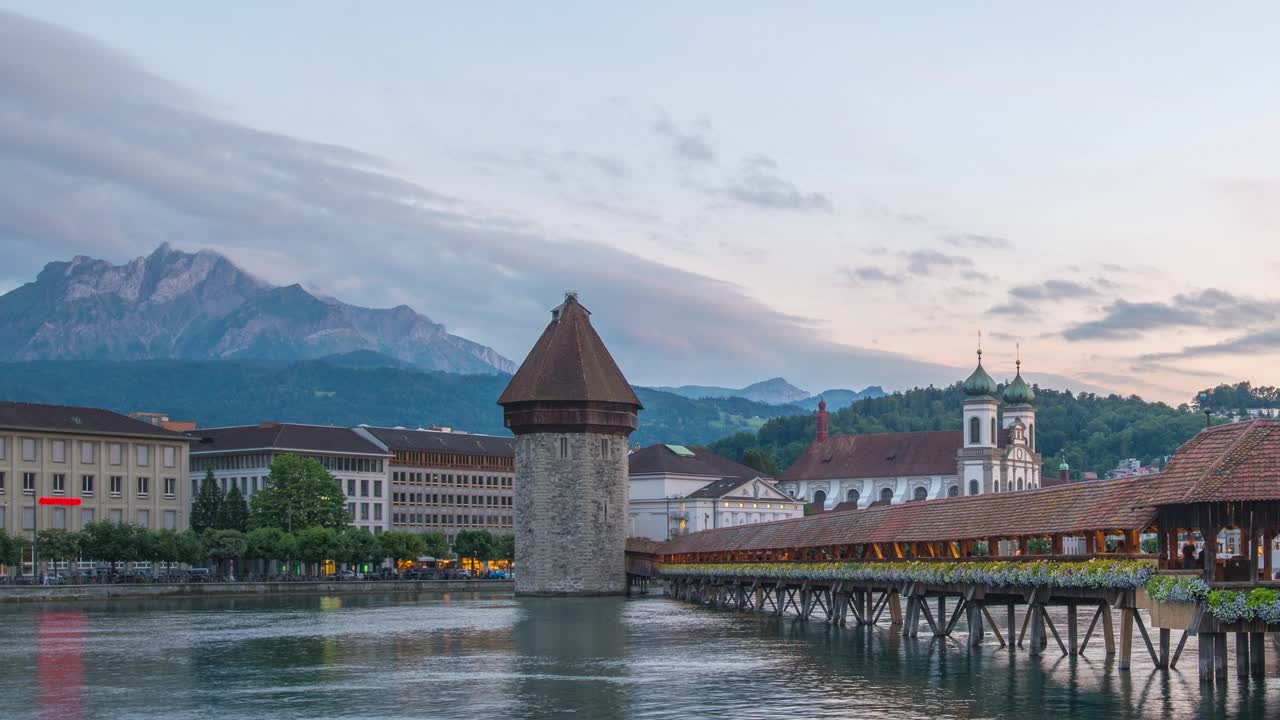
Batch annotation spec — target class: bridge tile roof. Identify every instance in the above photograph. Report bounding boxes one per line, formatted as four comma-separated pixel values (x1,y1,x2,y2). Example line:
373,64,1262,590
660,475,1157,555
1141,419,1280,505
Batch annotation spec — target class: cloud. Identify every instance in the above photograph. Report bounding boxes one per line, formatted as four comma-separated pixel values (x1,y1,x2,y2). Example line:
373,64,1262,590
653,115,716,164
721,155,832,212
1139,329,1280,362
1063,289,1280,341
1008,279,1101,302
840,266,903,285
988,301,1037,317
904,250,972,276
943,233,1012,250
0,9,966,394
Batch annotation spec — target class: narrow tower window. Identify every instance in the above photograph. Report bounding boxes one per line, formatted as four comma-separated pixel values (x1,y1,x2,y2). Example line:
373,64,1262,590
969,480,979,496
559,437,569,459
969,417,980,445
991,418,997,444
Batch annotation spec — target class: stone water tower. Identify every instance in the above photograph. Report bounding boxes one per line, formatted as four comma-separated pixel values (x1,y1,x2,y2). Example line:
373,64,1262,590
497,293,642,595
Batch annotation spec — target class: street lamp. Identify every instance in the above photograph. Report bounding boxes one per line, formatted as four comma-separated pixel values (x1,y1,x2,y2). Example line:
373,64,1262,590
1199,392,1211,428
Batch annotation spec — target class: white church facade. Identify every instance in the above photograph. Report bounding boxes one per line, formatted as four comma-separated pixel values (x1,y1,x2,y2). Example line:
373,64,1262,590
776,351,1049,511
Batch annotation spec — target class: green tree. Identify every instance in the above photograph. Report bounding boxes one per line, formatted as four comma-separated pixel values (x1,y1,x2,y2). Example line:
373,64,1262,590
379,531,426,568
418,532,450,560
36,529,82,564
217,483,250,532
250,455,350,531
202,528,247,577
492,533,515,563
739,448,779,476
174,530,207,566
341,528,384,570
0,533,27,577
452,530,494,571
294,526,341,575
190,469,223,533
148,529,182,565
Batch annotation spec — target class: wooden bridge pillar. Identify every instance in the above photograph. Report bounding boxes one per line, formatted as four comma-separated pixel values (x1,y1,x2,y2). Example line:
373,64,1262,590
1236,632,1250,681
1007,604,1017,653
1102,604,1115,659
1159,628,1170,669
1198,633,1215,685
966,600,984,647
1250,632,1265,679
889,590,903,627
1028,605,1045,657
1118,606,1133,671
1214,633,1228,685
1066,605,1078,655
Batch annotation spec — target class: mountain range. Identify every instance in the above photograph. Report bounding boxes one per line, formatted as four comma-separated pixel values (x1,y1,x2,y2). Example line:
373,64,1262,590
0,244,515,374
654,377,885,408
0,359,803,447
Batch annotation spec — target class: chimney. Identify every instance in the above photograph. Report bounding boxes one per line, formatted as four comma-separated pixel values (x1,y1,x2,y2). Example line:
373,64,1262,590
1059,467,1070,484
816,398,829,442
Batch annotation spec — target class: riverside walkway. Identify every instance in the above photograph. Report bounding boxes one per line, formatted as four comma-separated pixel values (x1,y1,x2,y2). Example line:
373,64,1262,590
643,419,1280,687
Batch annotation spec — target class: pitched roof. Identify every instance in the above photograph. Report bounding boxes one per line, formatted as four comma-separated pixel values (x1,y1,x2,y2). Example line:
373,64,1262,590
497,294,641,407
629,444,766,479
0,401,189,440
190,423,389,456
779,430,964,481
660,476,1157,554
1140,419,1280,505
362,427,514,458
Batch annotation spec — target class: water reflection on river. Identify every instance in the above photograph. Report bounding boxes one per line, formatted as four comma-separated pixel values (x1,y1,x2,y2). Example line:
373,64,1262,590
0,592,1277,719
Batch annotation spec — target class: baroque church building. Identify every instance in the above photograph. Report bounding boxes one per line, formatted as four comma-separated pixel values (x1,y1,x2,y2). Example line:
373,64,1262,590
776,350,1046,511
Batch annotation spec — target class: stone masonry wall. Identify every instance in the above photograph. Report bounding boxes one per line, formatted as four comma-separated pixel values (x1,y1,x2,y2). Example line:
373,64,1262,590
515,431,628,595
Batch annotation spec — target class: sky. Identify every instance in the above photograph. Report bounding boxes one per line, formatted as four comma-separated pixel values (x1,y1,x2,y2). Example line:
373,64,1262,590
1,3,1279,404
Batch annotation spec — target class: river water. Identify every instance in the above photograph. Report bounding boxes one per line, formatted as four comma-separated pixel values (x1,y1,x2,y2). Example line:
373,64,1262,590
1,591,1277,719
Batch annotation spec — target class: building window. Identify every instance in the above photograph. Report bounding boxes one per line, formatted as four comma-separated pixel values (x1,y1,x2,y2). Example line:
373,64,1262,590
912,486,927,502
969,417,980,445
51,473,66,494
360,503,369,520
373,480,382,498
51,440,66,463
21,438,37,462
347,479,356,496
22,473,36,494
880,487,893,503
991,418,997,444
136,509,150,528
0,471,5,494
53,507,66,529
0,436,6,459
812,489,826,508
1017,477,1024,491
360,479,369,497
164,510,177,530
164,477,176,498
348,503,356,520
109,443,123,465
80,441,95,464
601,438,610,457
23,506,35,530
947,485,959,497
374,504,383,521
137,476,150,497
970,480,980,496
109,475,123,496
163,446,176,468
109,509,122,524
846,488,859,505
136,445,150,466
1030,423,1035,450
80,508,94,526
559,437,569,459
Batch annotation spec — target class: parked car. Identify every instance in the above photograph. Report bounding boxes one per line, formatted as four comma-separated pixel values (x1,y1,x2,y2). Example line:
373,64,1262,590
185,568,211,583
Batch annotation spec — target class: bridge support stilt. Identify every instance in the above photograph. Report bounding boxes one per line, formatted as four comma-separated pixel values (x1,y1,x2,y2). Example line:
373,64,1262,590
1198,633,1215,684
1102,603,1115,659
1236,632,1249,681
1118,606,1133,671
1250,631,1265,679
1067,604,1078,655
1213,633,1228,685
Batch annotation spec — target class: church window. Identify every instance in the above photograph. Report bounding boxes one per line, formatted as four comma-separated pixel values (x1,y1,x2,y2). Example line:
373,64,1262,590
969,417,980,445
1017,477,1024,491
947,485,959,498
879,487,893,503
995,480,1001,493
846,488,859,505
970,480,979,496
912,486,927,502
812,489,826,508
1030,423,1035,450
991,418,997,444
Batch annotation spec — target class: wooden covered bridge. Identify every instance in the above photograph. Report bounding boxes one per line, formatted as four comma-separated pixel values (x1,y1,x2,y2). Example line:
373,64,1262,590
639,419,1280,686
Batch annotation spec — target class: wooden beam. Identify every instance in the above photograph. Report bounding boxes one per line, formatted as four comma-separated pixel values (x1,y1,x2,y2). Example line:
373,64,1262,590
1198,633,1214,685
981,604,1006,647
1102,603,1116,658
1079,604,1103,653
1041,606,1069,656
1066,604,1078,655
1236,632,1250,680
1250,632,1265,679
1132,608,1161,668
1170,604,1202,669
1119,605,1134,670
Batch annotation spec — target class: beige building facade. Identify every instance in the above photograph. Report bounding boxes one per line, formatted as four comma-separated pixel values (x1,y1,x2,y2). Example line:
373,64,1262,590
0,402,191,537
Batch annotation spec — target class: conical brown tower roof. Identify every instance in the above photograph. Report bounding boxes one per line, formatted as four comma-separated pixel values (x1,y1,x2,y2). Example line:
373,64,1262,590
498,294,642,408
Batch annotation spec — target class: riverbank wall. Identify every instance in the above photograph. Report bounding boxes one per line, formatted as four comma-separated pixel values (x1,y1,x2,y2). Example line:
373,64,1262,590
0,579,513,603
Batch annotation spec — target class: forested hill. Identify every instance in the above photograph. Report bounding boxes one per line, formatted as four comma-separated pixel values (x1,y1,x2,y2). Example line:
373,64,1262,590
0,360,800,447
709,383,1214,478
